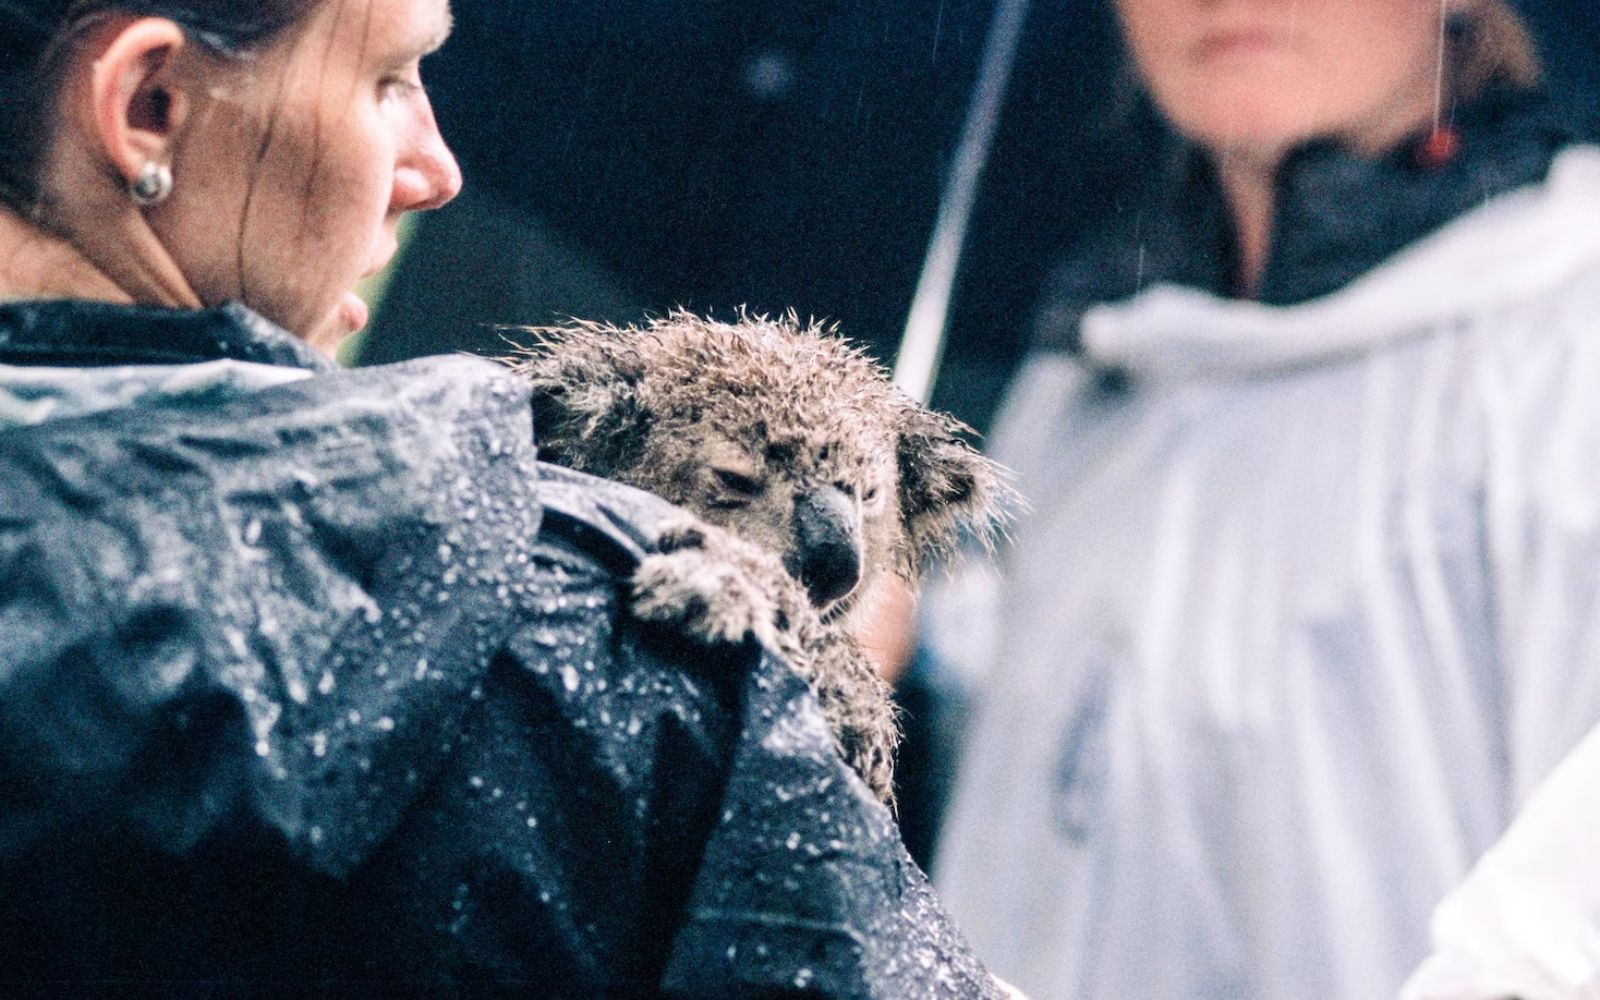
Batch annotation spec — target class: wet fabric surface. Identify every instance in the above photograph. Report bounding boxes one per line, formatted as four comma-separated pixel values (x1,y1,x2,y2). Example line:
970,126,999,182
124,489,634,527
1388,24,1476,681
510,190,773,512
0,300,999,998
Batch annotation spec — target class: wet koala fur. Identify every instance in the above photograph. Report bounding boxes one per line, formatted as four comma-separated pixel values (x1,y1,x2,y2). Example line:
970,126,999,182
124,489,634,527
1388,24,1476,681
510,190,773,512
505,313,1002,803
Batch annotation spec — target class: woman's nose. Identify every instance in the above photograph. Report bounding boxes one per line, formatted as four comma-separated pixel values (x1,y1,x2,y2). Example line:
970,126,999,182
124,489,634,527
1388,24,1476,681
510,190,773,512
392,100,463,213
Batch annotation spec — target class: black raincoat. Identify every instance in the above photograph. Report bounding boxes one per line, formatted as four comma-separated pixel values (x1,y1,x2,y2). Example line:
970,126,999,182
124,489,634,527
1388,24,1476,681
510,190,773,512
0,300,1001,999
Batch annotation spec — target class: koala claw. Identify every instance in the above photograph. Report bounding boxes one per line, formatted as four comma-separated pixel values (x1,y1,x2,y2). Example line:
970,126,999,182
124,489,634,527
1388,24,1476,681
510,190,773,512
631,515,786,651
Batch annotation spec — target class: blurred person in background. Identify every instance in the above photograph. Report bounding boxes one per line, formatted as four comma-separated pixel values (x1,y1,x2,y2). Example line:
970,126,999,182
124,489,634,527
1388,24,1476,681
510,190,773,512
0,0,1018,994
924,0,1600,997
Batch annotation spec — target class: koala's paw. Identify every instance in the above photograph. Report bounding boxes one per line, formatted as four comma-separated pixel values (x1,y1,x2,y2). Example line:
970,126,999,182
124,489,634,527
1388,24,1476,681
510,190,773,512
632,515,901,806
631,515,788,650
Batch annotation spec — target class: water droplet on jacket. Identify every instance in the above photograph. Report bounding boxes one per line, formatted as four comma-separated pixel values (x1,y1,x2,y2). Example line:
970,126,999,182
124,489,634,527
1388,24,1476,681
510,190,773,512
311,731,328,757
530,626,558,646
561,664,580,693
374,716,395,732
317,670,335,695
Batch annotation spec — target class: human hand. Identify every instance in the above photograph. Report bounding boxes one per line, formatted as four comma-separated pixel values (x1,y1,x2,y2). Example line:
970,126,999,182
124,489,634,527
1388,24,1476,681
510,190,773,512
857,575,917,684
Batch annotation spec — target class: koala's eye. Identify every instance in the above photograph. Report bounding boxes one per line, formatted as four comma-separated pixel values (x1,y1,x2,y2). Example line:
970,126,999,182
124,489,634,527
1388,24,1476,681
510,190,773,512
712,467,764,499
862,485,880,503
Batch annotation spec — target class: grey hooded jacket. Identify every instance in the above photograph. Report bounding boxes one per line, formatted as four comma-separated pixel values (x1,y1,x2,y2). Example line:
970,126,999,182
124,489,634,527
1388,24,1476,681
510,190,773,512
928,125,1600,999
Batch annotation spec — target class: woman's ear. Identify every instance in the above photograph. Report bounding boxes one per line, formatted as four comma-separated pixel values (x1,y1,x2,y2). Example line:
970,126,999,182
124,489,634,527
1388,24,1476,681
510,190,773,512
85,18,193,188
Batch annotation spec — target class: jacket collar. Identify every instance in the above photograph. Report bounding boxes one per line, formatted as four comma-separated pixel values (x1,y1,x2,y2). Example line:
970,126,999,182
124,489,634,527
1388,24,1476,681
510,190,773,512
1258,88,1575,305
0,299,334,371
1077,145,1600,380
1035,87,1583,352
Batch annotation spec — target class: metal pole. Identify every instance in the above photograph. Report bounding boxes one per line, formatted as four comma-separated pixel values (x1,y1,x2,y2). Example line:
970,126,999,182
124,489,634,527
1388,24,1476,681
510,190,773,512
892,0,1033,404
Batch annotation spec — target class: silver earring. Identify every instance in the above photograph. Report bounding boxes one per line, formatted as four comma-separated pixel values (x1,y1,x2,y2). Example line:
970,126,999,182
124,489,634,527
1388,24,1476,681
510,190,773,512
129,161,173,207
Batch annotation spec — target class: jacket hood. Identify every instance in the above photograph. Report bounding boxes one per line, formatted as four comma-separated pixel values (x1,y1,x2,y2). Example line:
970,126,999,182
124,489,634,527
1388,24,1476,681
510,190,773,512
1079,144,1600,380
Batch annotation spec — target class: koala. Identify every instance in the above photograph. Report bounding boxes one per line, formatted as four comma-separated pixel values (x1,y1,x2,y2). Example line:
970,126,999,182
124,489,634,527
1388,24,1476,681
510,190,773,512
504,313,1002,803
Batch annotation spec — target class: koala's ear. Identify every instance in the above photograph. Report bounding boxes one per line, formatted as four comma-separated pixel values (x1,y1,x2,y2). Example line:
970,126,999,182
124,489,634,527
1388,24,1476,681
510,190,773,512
505,329,655,476
894,402,1003,576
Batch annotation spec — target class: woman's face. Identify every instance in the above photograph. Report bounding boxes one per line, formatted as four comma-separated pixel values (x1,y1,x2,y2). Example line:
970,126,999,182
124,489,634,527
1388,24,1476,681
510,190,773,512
156,0,461,349
1114,0,1447,159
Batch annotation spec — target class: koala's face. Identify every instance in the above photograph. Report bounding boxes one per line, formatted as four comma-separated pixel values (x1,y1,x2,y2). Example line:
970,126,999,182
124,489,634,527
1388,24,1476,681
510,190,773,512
510,314,1002,621
633,410,904,620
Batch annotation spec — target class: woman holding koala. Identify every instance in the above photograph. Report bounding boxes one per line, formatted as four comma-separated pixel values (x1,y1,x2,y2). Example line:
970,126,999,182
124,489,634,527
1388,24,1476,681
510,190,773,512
0,0,1014,995
928,0,1600,997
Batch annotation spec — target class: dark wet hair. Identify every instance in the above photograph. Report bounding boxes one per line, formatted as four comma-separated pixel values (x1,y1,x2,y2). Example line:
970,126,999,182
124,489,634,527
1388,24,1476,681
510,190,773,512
1452,0,1542,98
0,0,323,214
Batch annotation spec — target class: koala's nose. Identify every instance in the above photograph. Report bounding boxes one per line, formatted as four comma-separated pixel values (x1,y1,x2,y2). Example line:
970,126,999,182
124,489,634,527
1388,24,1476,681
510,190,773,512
790,486,862,608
